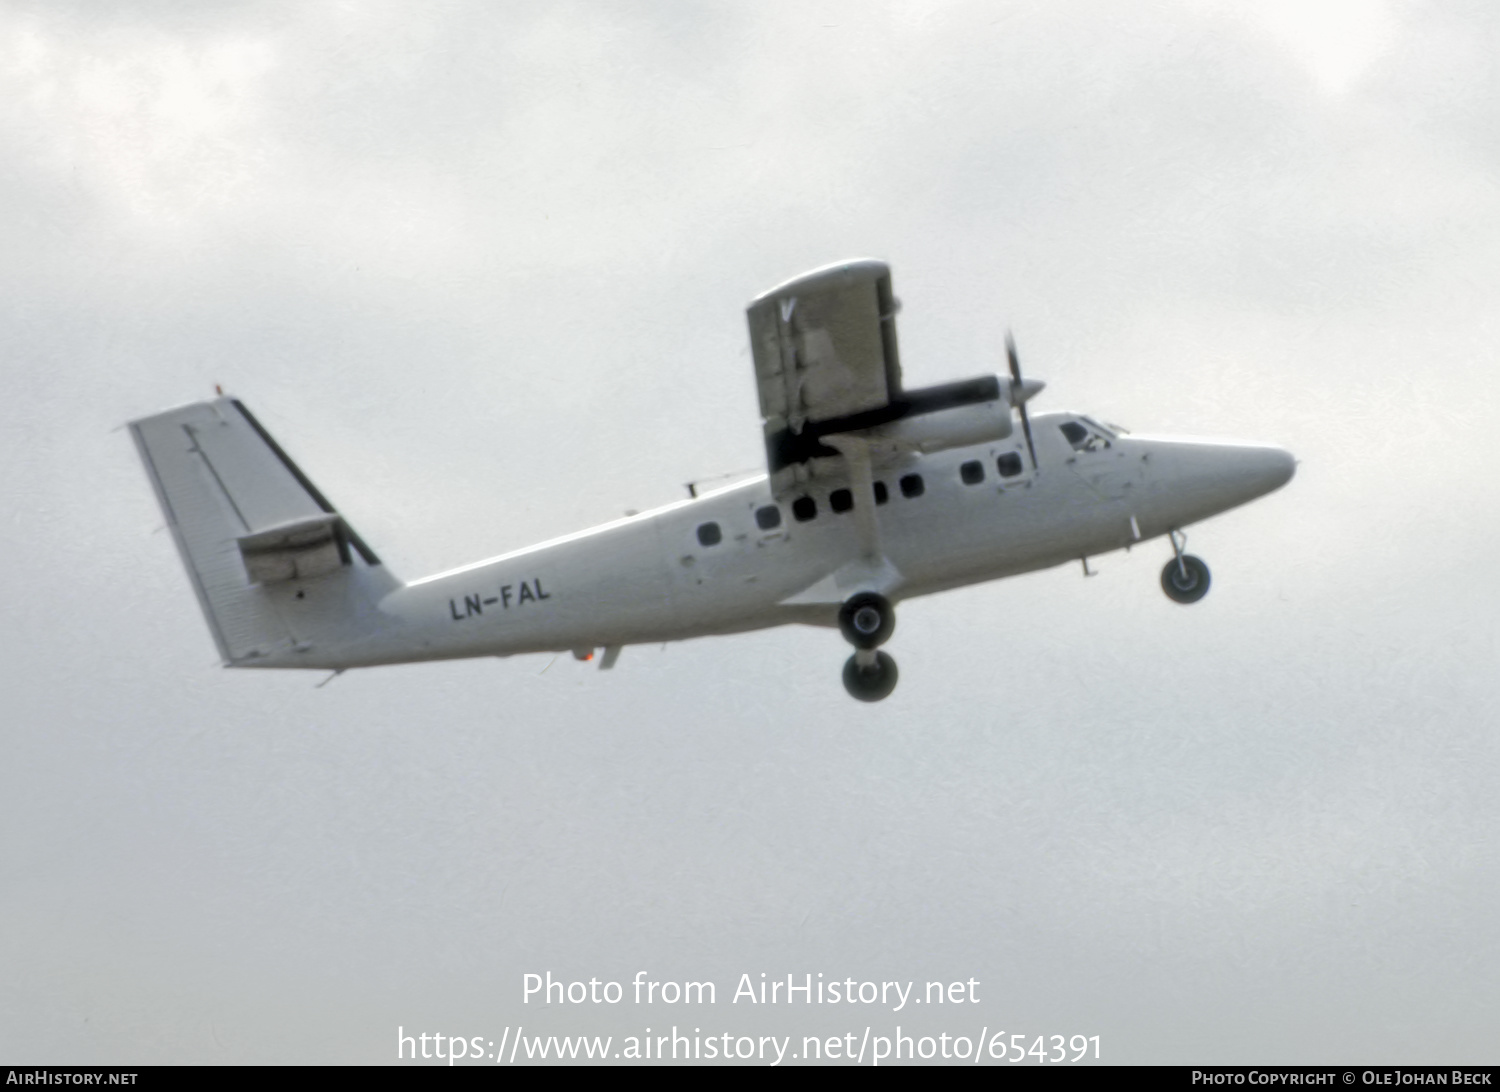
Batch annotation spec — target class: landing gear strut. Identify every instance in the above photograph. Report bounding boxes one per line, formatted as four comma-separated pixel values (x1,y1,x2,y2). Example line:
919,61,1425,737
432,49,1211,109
1161,530,1211,604
838,592,899,701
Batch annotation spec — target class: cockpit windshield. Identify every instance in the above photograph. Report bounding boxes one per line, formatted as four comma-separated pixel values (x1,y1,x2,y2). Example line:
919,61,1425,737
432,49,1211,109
1059,417,1112,452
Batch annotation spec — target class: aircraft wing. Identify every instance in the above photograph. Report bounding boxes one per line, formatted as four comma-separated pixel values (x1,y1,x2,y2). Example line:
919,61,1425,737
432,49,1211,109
747,259,902,491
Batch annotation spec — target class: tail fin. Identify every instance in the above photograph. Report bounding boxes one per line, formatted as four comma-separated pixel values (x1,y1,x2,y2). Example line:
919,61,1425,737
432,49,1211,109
129,397,400,668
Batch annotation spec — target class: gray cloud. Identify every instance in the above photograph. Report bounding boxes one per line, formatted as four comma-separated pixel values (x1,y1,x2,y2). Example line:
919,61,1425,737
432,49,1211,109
1,0,1496,1065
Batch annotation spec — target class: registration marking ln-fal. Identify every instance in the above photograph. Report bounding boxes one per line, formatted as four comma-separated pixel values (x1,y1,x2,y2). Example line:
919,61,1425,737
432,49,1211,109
448,578,552,621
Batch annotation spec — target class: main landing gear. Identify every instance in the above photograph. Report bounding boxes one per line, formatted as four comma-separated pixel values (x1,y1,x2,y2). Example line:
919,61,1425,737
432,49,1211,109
1161,529,1211,604
839,592,898,701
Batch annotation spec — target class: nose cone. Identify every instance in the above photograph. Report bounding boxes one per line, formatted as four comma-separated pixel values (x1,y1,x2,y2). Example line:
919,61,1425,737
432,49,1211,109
1246,444,1296,495
1210,443,1295,510
1197,441,1297,509
1141,437,1295,526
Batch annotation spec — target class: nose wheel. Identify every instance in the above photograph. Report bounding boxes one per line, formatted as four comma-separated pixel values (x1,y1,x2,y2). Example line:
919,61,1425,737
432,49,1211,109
838,592,898,700
1161,530,1211,604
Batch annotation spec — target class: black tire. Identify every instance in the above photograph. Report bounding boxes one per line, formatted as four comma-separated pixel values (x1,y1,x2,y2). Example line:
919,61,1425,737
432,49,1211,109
843,651,899,702
838,592,895,649
1161,555,1211,604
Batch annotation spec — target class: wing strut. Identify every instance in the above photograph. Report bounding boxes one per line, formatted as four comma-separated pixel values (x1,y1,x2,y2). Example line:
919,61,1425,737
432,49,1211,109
779,431,903,606
822,434,881,561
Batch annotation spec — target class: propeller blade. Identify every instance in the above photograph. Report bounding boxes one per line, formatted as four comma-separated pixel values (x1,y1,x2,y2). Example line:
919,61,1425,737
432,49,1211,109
1007,330,1039,473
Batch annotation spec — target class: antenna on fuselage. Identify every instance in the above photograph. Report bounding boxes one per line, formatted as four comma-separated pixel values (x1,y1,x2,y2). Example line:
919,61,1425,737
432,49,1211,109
1007,331,1039,472
685,467,762,499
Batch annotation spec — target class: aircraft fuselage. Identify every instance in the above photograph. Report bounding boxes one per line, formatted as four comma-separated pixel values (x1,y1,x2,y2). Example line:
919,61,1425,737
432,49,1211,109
259,411,1294,670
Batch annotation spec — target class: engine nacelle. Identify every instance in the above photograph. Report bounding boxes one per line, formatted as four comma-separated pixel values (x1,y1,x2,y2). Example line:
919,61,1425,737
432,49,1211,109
764,372,1044,493
860,394,1012,457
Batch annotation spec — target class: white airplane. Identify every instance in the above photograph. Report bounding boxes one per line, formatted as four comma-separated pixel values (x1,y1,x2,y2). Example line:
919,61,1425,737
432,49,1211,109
130,259,1294,701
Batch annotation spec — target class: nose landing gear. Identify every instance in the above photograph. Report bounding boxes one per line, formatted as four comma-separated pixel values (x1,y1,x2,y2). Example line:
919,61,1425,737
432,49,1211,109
838,592,899,701
1161,530,1211,604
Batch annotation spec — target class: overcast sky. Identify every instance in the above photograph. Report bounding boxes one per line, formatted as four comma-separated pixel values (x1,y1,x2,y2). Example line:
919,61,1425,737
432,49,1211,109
2,0,1498,1065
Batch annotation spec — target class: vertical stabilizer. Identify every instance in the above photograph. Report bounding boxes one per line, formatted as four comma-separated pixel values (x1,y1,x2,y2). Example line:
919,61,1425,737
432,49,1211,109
129,398,400,667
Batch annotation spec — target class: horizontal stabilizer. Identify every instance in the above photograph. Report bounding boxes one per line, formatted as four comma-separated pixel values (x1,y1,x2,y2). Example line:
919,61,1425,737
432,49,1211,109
238,513,345,583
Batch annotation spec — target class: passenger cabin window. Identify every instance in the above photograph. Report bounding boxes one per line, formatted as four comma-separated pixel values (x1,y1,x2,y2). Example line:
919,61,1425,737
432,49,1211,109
755,505,781,530
997,452,1024,478
696,522,722,547
830,488,853,513
1060,419,1110,452
792,496,818,522
873,481,889,505
900,473,925,498
960,460,984,485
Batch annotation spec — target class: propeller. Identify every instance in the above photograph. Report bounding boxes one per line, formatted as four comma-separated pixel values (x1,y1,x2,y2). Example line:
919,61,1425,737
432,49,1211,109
1006,331,1041,472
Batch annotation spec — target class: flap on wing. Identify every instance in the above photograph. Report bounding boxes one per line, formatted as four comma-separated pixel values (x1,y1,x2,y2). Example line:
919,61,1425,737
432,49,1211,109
747,259,901,433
